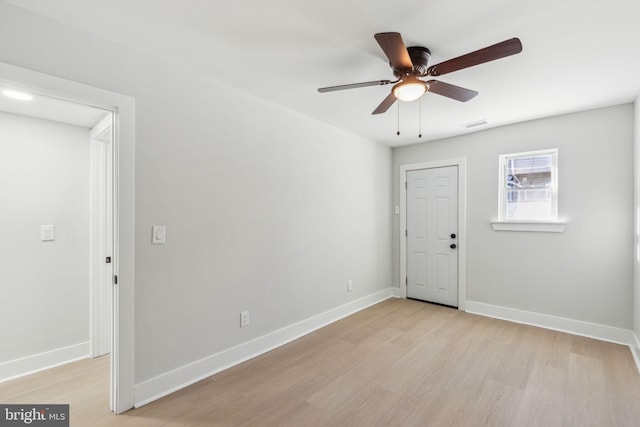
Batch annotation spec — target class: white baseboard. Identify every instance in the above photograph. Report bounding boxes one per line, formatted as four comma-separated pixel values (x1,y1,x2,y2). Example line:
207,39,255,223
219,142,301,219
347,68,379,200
465,301,634,346
0,342,90,383
391,287,402,298
631,332,640,374
134,288,393,407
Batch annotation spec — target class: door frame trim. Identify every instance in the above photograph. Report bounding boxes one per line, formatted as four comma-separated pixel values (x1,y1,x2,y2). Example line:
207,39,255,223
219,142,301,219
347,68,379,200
400,158,467,311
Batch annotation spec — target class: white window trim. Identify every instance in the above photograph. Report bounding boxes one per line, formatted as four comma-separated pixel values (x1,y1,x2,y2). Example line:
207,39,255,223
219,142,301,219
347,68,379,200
491,220,566,232
493,148,566,233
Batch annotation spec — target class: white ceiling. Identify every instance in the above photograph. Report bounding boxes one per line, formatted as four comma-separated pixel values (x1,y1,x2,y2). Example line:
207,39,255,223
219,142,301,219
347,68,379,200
6,0,640,146
0,84,110,128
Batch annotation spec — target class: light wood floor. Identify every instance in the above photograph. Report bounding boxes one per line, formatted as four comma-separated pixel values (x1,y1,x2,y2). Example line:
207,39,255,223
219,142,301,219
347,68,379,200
2,298,640,426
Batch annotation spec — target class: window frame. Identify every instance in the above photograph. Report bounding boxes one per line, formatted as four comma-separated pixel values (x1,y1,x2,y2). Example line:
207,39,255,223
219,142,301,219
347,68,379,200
494,148,564,231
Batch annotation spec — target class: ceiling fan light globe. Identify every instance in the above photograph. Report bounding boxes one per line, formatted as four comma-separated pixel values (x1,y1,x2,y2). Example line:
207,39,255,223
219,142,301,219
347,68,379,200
392,80,426,102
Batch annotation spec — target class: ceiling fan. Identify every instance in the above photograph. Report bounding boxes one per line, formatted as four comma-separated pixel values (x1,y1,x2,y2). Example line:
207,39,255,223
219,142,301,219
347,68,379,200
318,32,522,115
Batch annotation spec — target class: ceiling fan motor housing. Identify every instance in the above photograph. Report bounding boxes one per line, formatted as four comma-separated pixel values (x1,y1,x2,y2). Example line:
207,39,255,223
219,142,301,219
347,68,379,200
393,46,431,78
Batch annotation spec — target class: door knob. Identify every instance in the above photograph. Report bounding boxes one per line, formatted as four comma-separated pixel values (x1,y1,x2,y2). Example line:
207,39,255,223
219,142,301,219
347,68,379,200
450,233,456,239
450,243,457,249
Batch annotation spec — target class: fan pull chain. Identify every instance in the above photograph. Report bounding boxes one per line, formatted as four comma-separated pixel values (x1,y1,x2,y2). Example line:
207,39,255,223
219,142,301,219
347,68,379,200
418,98,423,138
397,101,400,136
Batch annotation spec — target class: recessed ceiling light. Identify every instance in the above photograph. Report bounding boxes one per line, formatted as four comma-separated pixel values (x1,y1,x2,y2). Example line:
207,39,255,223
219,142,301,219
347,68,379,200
2,89,33,101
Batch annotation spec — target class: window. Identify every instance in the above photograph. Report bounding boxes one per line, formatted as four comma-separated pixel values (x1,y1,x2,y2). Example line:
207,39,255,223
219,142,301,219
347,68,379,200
498,149,558,221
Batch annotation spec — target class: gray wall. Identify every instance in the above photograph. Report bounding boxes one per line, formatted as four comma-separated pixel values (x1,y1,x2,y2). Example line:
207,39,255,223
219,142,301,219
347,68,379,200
0,111,90,363
393,105,634,328
0,2,392,383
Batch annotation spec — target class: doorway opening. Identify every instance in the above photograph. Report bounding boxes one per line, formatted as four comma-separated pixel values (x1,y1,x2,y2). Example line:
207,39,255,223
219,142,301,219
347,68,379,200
0,86,115,405
0,61,135,413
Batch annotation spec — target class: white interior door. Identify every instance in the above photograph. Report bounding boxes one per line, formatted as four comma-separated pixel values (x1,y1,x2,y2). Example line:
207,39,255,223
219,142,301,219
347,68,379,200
406,166,458,306
90,114,113,359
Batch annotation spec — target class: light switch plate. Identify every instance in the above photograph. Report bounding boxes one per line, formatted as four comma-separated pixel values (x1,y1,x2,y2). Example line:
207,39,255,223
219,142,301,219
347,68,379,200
152,225,166,244
41,225,55,241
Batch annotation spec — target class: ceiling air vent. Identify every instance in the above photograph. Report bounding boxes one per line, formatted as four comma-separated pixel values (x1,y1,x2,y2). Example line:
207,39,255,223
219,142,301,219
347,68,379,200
462,119,488,129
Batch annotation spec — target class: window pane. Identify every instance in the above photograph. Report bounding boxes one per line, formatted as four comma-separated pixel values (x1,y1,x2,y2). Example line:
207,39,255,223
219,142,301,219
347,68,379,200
505,153,553,220
505,189,553,220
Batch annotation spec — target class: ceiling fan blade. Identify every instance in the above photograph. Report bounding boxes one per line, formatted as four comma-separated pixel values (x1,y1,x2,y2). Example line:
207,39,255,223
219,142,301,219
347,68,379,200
318,80,392,93
372,92,397,115
426,80,478,102
374,32,413,71
427,38,522,77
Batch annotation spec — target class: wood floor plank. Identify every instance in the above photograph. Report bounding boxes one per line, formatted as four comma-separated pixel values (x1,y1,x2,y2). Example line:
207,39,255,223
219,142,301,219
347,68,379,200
2,298,640,426
512,362,566,427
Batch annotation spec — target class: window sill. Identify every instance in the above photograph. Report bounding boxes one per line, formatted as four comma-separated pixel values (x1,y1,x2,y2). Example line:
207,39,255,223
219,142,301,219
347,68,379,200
490,221,566,233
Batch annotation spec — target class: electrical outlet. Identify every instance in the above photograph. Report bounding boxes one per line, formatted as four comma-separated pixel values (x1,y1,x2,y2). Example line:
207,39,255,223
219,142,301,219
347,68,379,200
240,311,250,327
347,280,353,292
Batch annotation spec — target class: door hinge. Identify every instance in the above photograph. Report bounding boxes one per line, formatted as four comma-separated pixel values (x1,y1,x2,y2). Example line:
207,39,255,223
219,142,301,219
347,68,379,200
405,181,407,189
405,229,408,237
405,276,408,285
113,275,118,285
106,256,111,264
